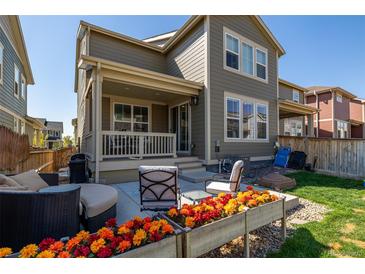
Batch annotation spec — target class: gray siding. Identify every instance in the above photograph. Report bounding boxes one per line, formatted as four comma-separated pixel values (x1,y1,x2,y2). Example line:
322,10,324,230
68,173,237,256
151,104,168,133
209,16,278,159
89,30,166,74
0,26,27,122
102,97,110,130
0,109,13,129
166,20,205,83
191,92,205,159
279,83,304,104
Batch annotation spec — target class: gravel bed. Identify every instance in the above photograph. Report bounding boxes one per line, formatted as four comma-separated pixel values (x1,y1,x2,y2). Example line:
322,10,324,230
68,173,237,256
201,198,329,258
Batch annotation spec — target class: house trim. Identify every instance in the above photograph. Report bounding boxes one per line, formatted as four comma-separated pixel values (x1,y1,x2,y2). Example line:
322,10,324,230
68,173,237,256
78,55,203,97
0,41,3,85
204,15,211,164
279,99,318,115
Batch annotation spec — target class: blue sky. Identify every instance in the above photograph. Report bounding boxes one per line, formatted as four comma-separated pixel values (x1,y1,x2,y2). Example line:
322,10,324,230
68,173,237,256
20,16,365,136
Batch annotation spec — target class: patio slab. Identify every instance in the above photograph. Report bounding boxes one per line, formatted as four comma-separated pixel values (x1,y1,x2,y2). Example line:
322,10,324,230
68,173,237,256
111,178,299,224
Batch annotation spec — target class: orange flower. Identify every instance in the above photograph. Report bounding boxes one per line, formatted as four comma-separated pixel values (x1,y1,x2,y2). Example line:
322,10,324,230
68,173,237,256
57,251,71,258
185,217,195,228
65,237,81,252
19,244,38,258
162,224,174,234
247,199,257,208
90,238,105,254
49,241,64,253
133,216,143,222
125,220,134,229
180,208,190,216
118,240,131,253
97,227,114,240
0,247,12,258
167,208,178,217
133,229,147,246
117,225,130,235
37,250,55,258
218,192,226,198
75,230,90,241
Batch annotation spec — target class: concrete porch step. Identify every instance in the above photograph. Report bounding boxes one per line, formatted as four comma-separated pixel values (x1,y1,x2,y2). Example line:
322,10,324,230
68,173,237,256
180,166,207,175
175,160,204,169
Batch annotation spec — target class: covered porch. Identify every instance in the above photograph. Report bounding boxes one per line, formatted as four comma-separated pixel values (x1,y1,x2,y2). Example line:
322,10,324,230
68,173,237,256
279,99,318,137
78,55,204,182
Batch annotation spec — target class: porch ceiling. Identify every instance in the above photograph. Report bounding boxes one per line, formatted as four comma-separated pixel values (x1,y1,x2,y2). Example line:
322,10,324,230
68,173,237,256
103,80,189,104
279,99,318,118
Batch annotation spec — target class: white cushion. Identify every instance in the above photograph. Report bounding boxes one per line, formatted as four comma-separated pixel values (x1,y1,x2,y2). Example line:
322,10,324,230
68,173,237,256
206,181,232,195
0,174,21,187
10,170,49,192
79,183,118,218
229,160,244,191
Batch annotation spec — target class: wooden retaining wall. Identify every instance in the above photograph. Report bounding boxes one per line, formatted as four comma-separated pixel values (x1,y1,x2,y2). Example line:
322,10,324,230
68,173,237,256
278,135,365,179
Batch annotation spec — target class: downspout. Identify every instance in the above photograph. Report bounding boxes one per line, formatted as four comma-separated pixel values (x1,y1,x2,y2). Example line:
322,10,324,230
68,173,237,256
314,90,319,138
331,89,335,138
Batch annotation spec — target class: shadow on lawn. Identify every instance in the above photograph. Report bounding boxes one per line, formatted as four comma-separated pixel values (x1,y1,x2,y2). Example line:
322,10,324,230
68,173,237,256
286,171,364,191
269,227,329,258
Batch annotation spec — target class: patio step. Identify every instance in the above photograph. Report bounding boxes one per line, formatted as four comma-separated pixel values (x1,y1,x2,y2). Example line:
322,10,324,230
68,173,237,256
180,166,207,175
176,160,204,169
179,171,216,183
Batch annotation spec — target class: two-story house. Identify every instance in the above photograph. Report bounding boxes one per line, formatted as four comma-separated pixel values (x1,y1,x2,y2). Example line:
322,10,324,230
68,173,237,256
36,118,64,149
278,79,318,137
305,86,357,138
349,98,365,138
0,16,44,146
74,16,286,183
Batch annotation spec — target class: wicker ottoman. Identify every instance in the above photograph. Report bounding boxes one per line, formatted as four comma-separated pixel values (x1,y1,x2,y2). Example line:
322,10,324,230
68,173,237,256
79,184,118,232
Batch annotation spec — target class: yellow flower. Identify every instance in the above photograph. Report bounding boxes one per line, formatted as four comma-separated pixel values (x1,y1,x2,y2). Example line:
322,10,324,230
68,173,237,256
167,208,178,217
159,219,168,225
118,225,131,235
185,217,195,228
90,238,105,254
19,244,38,258
238,205,247,212
133,229,147,246
0,247,12,258
37,250,55,258
218,192,226,198
133,216,143,222
75,230,90,241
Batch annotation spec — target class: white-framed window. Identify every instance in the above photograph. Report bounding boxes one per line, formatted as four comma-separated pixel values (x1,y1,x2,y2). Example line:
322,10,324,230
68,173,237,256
337,120,348,139
113,103,149,132
242,42,253,76
14,64,20,98
255,49,267,80
224,28,269,83
336,94,343,103
225,92,269,142
0,42,3,85
225,33,239,71
14,118,19,133
226,97,240,138
20,120,25,135
284,118,303,137
21,74,26,99
292,90,300,103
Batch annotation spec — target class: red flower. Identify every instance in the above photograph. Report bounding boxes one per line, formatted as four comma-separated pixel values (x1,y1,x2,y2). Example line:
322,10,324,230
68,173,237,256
105,218,117,228
143,216,152,223
39,237,56,251
149,231,162,242
87,234,99,245
96,246,112,258
143,222,152,232
109,236,123,250
246,185,253,191
73,246,90,257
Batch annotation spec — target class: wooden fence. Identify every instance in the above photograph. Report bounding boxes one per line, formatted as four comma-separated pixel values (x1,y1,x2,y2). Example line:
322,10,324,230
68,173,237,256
278,135,365,179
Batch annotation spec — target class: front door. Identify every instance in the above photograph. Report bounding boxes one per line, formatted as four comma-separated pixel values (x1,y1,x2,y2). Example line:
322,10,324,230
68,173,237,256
170,103,190,154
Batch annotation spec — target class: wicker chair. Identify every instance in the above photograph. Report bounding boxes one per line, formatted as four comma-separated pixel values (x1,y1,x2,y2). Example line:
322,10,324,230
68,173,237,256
0,174,81,252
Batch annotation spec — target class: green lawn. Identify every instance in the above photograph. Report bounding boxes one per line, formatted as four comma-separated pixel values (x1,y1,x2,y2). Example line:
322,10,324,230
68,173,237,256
268,171,365,258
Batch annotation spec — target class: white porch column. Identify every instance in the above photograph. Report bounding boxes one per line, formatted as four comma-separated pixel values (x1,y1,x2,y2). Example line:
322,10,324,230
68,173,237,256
306,114,315,137
92,63,103,183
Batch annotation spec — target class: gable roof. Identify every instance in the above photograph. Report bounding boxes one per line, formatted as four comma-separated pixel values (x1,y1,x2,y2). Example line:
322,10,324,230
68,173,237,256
78,15,285,56
306,86,356,99
279,78,307,93
2,16,35,85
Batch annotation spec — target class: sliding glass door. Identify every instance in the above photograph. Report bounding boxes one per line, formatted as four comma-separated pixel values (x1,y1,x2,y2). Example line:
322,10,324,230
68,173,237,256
170,103,190,153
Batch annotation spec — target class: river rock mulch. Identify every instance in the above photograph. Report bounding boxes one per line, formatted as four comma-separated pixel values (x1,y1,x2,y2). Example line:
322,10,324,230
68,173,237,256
201,198,329,258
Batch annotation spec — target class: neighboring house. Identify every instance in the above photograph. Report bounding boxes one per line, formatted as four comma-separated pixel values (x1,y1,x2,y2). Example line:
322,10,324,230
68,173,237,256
74,16,286,183
0,16,44,146
305,86,357,138
37,118,64,149
349,98,365,138
278,79,318,137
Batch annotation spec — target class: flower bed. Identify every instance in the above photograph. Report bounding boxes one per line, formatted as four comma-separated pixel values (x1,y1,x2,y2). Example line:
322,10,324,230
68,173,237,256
163,187,284,258
0,216,180,258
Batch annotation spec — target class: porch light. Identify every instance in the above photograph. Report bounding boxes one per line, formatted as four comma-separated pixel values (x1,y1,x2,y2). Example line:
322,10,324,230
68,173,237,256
190,96,199,106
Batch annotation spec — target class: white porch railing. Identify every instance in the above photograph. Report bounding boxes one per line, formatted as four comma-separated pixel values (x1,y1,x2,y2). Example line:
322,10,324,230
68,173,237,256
102,131,176,159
